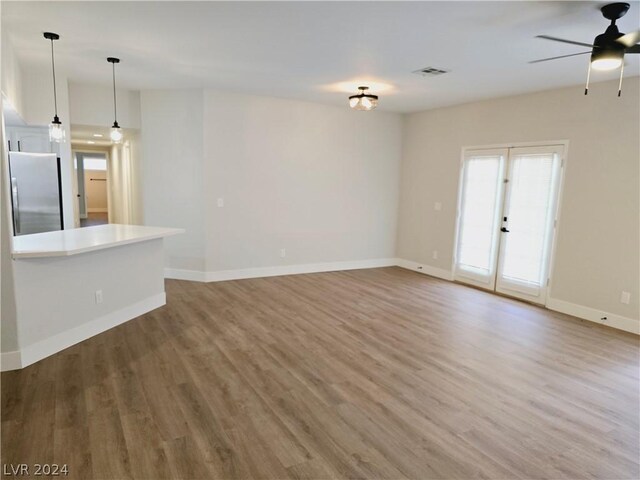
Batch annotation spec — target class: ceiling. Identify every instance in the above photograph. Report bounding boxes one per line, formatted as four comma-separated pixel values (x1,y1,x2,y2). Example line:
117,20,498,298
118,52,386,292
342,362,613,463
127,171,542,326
3,1,639,113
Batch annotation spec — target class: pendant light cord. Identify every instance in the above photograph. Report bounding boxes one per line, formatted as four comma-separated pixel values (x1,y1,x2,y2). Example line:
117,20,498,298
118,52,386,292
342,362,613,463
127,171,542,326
112,62,118,123
50,39,58,117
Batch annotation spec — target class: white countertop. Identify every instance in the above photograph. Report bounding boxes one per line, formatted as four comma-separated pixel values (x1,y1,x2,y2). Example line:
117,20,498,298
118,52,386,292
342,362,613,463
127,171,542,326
12,224,184,259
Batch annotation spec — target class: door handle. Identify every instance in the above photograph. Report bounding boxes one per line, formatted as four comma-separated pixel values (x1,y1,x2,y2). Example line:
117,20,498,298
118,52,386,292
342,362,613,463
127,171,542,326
501,227,510,233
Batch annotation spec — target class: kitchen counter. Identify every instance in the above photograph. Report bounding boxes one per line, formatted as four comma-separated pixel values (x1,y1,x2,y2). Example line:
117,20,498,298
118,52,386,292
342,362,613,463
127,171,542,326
12,224,183,258
3,223,183,372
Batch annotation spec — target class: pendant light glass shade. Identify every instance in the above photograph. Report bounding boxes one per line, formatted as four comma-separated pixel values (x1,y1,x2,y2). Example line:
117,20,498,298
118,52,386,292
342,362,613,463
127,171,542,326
348,86,379,111
107,57,123,144
44,32,65,143
49,117,66,143
110,124,123,144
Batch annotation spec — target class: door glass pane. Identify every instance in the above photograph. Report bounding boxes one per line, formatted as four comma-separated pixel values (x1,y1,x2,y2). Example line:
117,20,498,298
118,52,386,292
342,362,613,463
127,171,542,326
500,153,557,287
457,155,502,277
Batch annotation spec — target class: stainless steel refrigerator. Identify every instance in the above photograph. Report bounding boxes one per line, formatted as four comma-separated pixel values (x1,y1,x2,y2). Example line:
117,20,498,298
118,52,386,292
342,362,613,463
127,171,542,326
8,152,64,236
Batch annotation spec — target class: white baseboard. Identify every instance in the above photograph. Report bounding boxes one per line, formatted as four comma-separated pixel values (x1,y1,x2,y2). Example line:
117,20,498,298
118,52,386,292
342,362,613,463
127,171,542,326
395,258,454,281
87,208,108,213
546,297,639,335
1,293,166,372
0,350,22,372
164,268,209,282
165,258,398,283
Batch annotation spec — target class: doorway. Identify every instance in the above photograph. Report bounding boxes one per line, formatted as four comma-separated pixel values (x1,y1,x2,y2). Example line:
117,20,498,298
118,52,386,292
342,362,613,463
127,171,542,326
453,144,565,305
75,152,109,227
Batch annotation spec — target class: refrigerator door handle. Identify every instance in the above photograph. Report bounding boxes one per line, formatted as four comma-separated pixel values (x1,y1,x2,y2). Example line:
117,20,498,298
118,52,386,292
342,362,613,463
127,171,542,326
11,176,20,234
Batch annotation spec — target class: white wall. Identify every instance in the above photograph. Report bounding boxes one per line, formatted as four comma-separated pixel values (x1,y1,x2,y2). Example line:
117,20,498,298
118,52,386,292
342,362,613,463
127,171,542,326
140,89,206,271
109,136,142,224
1,105,19,355
1,28,22,356
1,29,24,118
141,89,403,276
203,91,402,272
397,77,640,324
69,83,141,129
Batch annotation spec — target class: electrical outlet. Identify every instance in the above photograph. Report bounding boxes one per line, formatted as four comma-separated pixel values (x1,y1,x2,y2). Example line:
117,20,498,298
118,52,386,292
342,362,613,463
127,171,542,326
434,202,442,211
217,198,224,207
621,291,631,304
432,250,438,260
280,248,286,258
95,290,103,304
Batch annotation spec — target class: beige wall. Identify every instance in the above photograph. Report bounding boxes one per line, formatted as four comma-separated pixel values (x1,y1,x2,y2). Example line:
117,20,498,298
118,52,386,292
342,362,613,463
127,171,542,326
203,90,402,272
141,89,402,274
140,89,206,271
84,169,107,211
397,77,640,322
69,83,141,129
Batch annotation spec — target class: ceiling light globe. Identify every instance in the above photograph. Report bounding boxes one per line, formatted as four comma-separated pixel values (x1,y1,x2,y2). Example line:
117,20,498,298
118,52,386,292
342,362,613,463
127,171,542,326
348,86,379,111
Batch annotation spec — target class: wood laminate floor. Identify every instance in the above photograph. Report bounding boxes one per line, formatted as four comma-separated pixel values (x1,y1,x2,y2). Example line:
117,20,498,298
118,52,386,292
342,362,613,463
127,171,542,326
2,267,639,479
80,212,109,228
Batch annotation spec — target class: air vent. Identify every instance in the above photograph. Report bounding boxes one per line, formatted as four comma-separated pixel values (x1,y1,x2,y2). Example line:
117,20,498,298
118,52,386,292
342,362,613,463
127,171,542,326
413,67,450,77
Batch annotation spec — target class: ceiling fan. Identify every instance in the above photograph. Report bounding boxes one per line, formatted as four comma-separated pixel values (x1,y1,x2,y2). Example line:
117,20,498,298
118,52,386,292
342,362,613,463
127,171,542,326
531,2,640,96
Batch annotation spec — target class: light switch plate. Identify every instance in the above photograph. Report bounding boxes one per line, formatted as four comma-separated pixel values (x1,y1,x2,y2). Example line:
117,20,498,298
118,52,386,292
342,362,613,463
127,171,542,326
217,198,224,207
621,291,631,304
434,202,442,211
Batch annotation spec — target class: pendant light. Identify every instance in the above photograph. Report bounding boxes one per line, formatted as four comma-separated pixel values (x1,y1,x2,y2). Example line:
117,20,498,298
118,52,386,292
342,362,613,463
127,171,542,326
107,57,123,144
44,32,65,143
348,86,378,111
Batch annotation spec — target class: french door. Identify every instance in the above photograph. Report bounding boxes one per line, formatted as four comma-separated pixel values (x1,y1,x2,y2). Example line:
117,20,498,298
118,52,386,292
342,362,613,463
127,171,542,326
454,145,563,305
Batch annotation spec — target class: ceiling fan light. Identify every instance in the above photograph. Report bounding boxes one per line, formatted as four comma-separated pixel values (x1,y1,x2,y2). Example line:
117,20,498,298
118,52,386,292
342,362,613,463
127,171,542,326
591,57,623,71
590,46,624,71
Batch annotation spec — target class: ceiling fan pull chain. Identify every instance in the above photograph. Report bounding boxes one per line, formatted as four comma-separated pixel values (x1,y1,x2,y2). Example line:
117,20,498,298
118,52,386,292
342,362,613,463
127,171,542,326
584,62,592,95
617,61,624,97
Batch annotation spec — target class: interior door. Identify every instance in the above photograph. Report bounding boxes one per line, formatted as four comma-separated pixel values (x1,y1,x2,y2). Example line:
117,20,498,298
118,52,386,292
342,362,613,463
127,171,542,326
454,149,507,290
495,146,563,304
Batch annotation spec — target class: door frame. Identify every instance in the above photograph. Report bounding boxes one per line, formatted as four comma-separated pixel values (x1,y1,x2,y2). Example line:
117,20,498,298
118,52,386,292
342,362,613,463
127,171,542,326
452,140,569,307
73,149,111,223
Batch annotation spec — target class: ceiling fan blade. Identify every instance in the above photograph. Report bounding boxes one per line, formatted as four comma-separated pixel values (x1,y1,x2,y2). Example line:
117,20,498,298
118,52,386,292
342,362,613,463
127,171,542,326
529,51,591,64
625,44,640,53
536,35,595,48
617,31,640,48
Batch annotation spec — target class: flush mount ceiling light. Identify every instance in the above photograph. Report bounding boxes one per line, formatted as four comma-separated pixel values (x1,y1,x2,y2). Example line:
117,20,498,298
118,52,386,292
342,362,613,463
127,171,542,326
349,86,379,111
107,57,123,144
44,32,65,143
